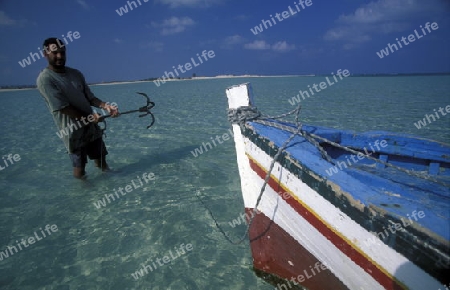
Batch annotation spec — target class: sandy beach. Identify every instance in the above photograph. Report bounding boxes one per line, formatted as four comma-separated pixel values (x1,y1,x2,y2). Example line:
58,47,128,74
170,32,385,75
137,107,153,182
0,75,312,92
0,87,37,92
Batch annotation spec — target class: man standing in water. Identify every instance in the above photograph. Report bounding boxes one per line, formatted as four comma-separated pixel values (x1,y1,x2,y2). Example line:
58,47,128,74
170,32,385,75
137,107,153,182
37,37,119,179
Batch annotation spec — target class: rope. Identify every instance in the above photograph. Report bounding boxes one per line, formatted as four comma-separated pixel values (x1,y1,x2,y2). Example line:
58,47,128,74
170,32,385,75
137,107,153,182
230,105,448,186
200,104,449,245
100,120,106,171
229,106,335,163
304,132,449,186
197,127,302,245
198,105,304,245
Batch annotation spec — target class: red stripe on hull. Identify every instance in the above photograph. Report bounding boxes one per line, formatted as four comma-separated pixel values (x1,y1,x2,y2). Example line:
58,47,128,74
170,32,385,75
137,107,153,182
248,157,405,290
246,207,349,290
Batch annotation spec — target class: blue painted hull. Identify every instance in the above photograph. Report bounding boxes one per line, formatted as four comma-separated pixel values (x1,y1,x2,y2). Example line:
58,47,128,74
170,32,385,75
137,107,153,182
246,120,450,285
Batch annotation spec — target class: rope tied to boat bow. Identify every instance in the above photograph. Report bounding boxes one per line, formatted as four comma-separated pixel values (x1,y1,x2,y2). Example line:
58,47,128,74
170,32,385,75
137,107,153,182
227,106,261,124
198,103,448,246
228,105,335,164
198,104,330,245
228,104,449,187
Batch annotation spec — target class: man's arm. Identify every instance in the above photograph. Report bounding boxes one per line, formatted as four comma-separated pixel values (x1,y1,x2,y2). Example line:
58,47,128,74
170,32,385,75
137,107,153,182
90,97,119,116
78,70,119,116
59,105,103,124
60,105,90,119
88,96,106,109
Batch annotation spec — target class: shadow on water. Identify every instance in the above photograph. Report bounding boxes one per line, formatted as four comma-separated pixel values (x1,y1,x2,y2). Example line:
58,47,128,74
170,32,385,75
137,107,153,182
115,145,199,172
84,145,201,184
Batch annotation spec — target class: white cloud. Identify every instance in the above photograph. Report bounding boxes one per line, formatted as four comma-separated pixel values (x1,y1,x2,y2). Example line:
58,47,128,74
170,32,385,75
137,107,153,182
323,0,448,49
113,38,123,44
0,11,16,26
336,0,423,25
244,40,271,50
272,41,295,53
151,17,195,35
154,0,221,8
0,11,34,27
221,35,245,49
77,0,90,10
244,40,295,52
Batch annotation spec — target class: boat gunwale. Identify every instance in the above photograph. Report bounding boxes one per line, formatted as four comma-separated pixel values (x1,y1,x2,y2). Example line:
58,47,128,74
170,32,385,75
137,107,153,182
238,121,449,284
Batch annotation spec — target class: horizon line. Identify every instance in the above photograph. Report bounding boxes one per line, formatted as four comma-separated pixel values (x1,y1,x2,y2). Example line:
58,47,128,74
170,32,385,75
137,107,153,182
1,72,450,89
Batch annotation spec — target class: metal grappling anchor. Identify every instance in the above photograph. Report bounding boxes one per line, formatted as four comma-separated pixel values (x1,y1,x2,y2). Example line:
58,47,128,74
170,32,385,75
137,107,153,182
99,92,155,129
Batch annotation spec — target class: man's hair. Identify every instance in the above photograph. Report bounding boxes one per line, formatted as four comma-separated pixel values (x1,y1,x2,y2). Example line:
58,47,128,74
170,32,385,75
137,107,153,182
43,37,65,51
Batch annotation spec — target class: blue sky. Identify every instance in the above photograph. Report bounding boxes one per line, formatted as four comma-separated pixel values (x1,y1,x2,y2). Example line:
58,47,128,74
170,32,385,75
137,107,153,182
0,0,449,86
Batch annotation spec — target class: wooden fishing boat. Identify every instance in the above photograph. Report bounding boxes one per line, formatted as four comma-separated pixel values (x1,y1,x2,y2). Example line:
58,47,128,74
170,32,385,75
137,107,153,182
225,83,449,290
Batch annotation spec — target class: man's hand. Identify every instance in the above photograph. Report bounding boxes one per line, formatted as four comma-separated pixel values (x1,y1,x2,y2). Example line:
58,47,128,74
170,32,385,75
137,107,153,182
103,103,120,117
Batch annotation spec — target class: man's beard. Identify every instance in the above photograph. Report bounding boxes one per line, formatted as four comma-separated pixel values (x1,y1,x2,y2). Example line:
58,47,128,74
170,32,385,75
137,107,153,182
53,59,66,68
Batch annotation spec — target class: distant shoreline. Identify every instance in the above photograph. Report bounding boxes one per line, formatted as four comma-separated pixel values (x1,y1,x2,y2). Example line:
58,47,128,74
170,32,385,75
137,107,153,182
0,75,308,91
0,87,37,92
87,75,294,86
1,73,449,91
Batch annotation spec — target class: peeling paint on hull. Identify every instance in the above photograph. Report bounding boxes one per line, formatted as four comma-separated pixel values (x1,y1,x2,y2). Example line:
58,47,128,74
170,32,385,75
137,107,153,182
226,83,450,290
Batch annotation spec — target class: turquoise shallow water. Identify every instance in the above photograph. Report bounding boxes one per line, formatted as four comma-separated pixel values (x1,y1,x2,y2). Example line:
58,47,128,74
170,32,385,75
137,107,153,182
0,76,449,290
